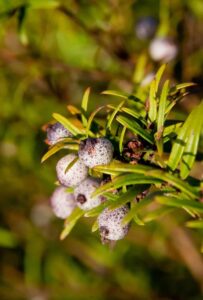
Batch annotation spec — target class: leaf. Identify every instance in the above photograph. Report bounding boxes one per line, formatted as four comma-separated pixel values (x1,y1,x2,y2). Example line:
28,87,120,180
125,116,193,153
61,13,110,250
65,156,78,173
168,101,203,173
107,100,126,129
60,208,84,240
156,196,203,213
81,87,91,126
86,105,110,136
84,202,108,217
108,186,147,210
41,139,78,163
91,220,99,232
53,113,83,135
186,219,203,229
133,53,147,83
92,174,162,197
155,64,166,92
101,90,127,99
67,105,81,115
119,126,126,153
180,102,203,179
148,79,157,123
147,170,199,199
121,107,147,125
117,115,154,144
157,80,169,137
93,161,153,176
41,142,66,163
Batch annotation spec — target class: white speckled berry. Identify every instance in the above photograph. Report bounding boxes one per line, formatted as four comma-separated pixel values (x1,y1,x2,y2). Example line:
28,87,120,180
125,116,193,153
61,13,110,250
74,177,104,211
50,186,76,219
79,138,114,168
56,154,88,187
46,122,73,145
98,205,130,242
149,37,178,62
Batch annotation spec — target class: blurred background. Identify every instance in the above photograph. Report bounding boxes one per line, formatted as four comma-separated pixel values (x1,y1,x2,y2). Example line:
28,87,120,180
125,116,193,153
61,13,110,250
0,0,203,299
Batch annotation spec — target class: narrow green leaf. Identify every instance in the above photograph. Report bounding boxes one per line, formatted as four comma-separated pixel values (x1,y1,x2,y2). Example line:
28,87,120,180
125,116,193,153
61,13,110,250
133,53,147,83
157,80,169,136
147,170,199,199
53,113,83,135
93,161,153,176
65,156,78,173
108,186,147,210
168,101,203,172
119,126,126,153
41,140,78,163
60,208,84,240
148,79,157,123
117,115,154,144
86,105,110,136
101,90,127,99
156,196,203,213
107,100,125,129
186,219,203,229
155,64,166,92
91,220,99,232
180,102,203,179
81,87,91,126
92,174,162,197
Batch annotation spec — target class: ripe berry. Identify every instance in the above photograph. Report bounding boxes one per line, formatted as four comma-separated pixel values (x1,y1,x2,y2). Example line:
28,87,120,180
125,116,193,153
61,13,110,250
46,122,72,145
50,186,76,219
56,154,88,187
74,177,104,210
149,37,178,62
135,16,157,40
98,205,130,243
79,138,114,168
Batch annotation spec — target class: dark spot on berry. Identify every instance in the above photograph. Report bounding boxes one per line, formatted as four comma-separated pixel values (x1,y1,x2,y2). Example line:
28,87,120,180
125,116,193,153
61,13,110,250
77,194,87,204
100,226,109,237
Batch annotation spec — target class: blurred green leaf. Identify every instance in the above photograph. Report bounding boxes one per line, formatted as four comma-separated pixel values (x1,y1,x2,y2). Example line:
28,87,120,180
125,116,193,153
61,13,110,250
156,196,203,212
0,228,17,248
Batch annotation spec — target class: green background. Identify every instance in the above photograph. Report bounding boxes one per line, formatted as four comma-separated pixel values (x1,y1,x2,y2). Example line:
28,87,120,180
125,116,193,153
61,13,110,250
0,1,203,299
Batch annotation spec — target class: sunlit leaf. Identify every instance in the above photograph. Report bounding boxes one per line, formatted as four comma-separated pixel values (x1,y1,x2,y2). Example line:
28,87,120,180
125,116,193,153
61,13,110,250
53,113,83,135
107,100,125,129
101,90,127,99
81,87,91,126
156,196,203,212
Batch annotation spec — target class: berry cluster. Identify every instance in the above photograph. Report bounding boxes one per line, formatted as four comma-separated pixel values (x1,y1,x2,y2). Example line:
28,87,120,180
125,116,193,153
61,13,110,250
46,123,130,243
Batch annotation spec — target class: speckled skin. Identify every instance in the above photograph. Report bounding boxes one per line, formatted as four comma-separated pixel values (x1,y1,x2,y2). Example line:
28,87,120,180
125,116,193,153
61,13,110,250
50,186,76,219
74,177,103,210
56,154,88,187
98,205,130,242
46,122,72,145
79,138,114,168
149,37,178,62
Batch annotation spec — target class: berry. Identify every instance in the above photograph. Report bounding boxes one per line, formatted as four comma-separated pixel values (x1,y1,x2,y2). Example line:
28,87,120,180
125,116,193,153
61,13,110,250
135,16,157,40
56,154,88,187
149,37,178,62
98,205,130,243
79,138,114,168
46,122,72,145
74,177,104,210
50,186,76,219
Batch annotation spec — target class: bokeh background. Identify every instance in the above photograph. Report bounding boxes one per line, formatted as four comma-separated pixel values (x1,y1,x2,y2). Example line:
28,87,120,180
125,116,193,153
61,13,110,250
1,1,203,299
